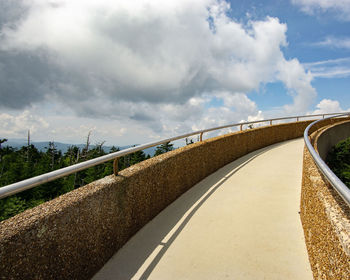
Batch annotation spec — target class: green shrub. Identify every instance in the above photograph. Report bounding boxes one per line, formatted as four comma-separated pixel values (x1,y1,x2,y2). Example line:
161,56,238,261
327,137,350,188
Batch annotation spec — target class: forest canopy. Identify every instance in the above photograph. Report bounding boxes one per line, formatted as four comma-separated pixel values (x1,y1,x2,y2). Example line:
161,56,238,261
0,138,177,221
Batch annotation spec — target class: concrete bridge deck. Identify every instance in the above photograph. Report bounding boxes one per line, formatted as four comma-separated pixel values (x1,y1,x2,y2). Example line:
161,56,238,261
93,138,313,280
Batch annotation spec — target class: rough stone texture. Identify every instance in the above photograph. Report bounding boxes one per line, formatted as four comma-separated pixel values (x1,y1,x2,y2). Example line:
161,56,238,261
300,120,350,280
93,138,312,280
0,118,347,280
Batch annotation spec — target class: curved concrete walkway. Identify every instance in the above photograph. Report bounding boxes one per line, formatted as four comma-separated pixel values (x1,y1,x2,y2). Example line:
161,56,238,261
93,138,313,280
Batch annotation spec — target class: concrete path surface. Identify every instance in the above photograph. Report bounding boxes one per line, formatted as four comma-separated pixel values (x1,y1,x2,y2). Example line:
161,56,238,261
93,138,313,280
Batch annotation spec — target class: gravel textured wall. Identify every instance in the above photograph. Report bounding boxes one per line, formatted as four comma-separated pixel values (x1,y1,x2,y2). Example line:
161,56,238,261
301,120,350,280
0,118,345,280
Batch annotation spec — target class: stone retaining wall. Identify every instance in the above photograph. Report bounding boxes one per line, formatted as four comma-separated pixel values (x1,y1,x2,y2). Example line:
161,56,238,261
0,118,346,279
300,120,350,280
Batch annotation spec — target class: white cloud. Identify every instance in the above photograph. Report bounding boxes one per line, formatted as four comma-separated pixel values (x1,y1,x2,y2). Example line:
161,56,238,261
190,91,262,130
304,57,350,66
0,110,49,138
292,0,350,20
0,0,316,143
314,37,350,49
303,57,350,78
312,99,347,114
278,59,316,114
0,93,262,145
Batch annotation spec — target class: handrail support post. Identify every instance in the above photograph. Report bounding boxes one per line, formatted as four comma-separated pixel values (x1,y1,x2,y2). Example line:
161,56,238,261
200,132,204,142
113,158,119,176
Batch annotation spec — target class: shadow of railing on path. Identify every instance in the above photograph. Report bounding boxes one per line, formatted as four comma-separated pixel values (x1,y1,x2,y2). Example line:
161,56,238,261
94,141,287,280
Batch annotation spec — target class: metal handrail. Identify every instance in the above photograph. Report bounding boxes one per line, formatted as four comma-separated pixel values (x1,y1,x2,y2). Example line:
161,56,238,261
0,112,347,199
304,113,350,207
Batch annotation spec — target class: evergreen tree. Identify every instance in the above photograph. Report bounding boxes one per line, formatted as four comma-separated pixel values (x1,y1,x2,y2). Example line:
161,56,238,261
0,140,153,221
185,138,194,145
130,150,147,165
0,138,8,161
154,142,174,156
327,137,350,188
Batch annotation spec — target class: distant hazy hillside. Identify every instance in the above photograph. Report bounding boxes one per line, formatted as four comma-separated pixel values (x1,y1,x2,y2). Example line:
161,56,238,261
4,139,157,156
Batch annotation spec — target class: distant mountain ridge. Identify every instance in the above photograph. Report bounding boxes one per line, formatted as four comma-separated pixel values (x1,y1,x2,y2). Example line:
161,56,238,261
3,139,157,156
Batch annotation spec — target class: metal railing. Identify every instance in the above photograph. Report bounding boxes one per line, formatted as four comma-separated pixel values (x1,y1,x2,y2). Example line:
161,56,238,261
304,113,350,207
0,112,347,199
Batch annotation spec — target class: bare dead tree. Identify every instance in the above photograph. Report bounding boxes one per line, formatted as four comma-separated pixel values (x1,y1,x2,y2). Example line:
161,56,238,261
27,130,30,163
81,131,92,160
95,141,106,153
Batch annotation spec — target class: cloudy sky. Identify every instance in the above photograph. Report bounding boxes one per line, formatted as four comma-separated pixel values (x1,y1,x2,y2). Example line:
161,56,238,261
0,0,349,146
